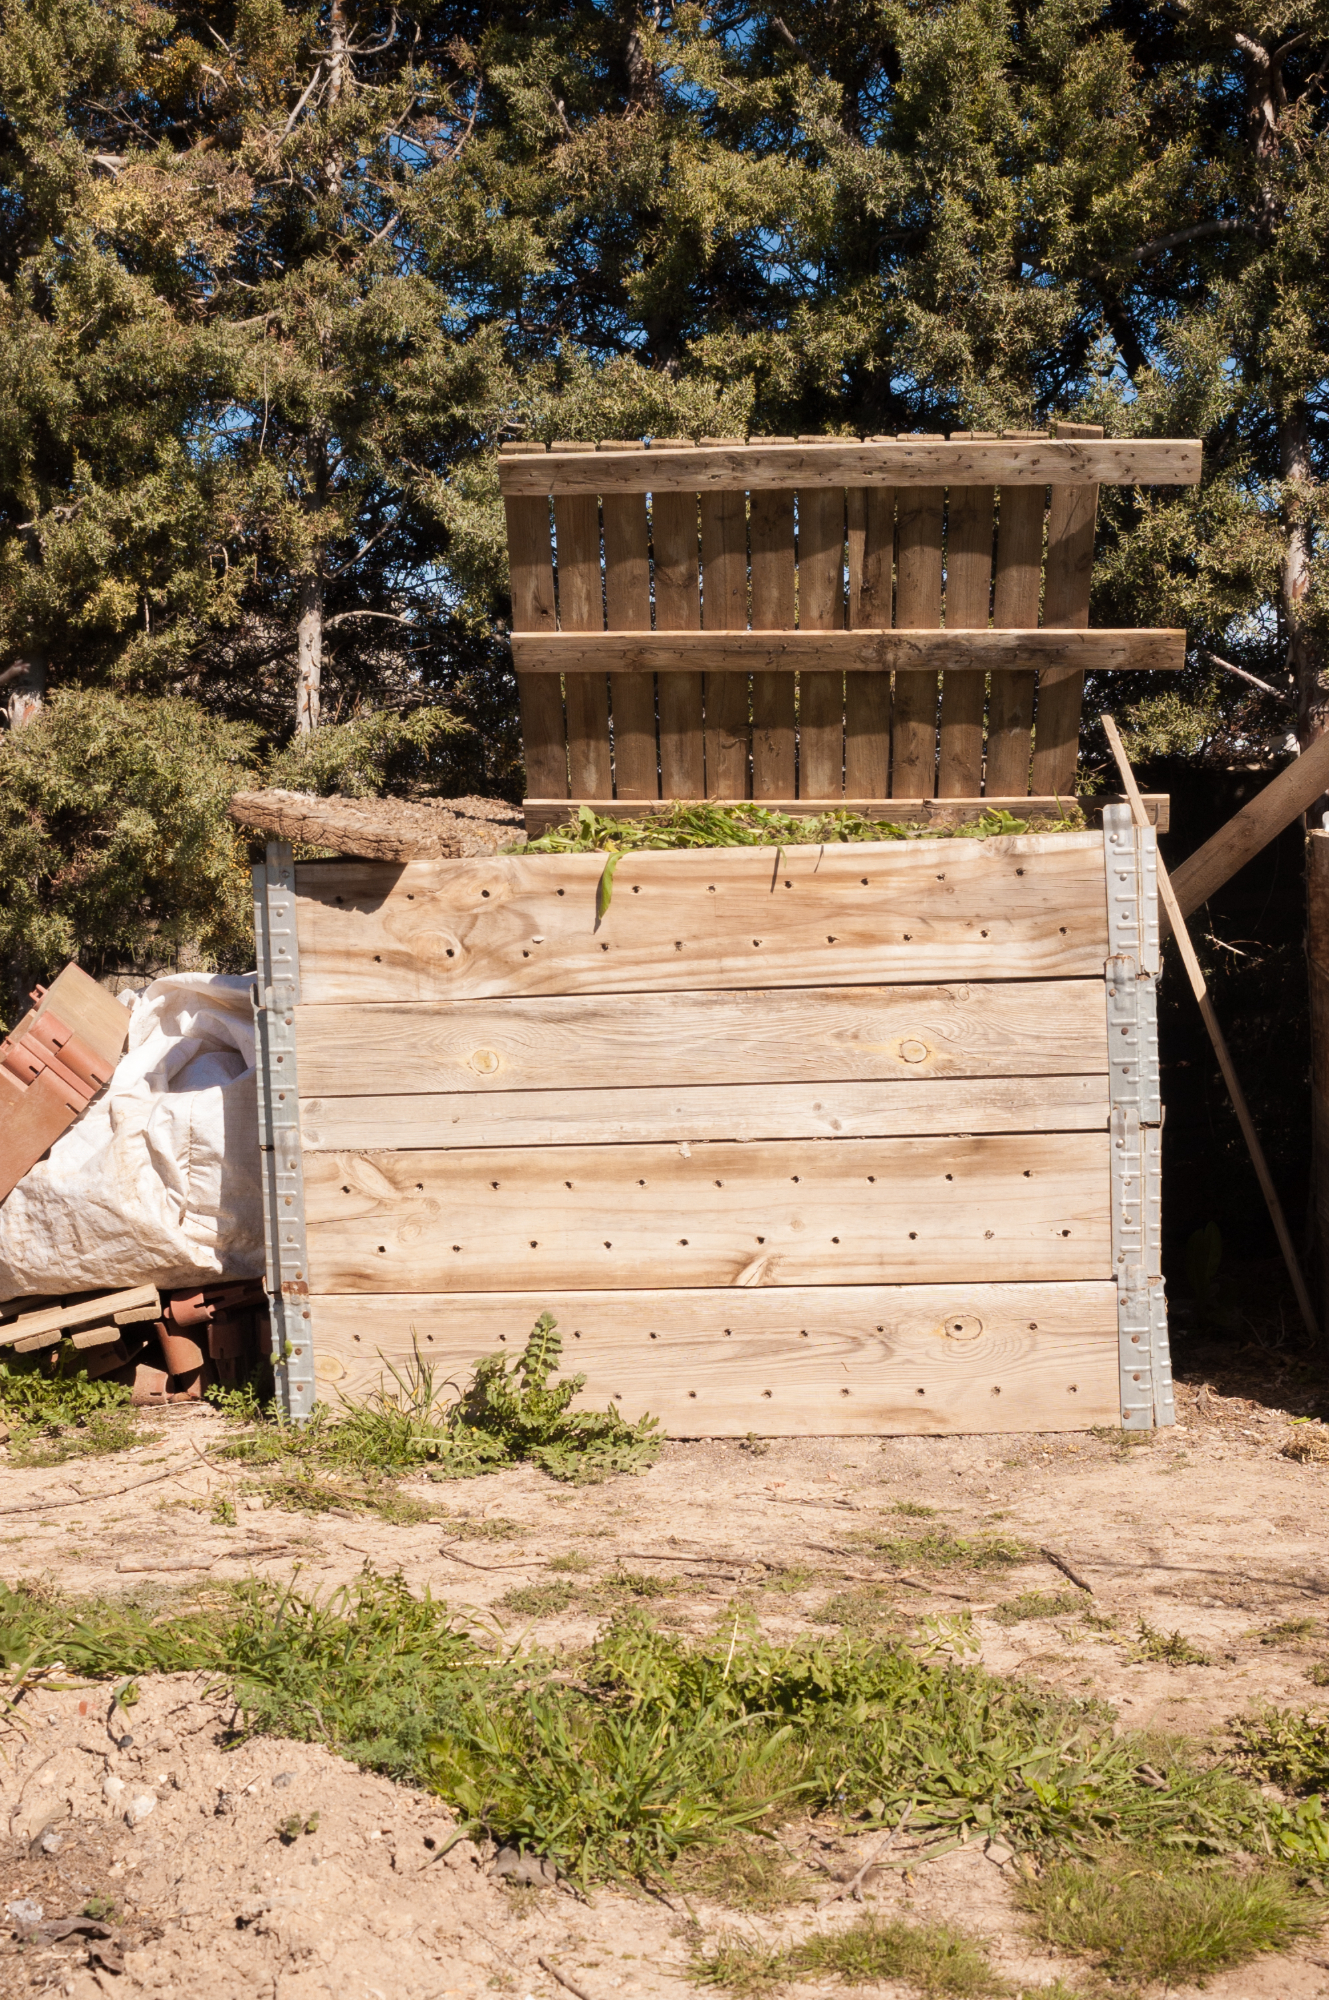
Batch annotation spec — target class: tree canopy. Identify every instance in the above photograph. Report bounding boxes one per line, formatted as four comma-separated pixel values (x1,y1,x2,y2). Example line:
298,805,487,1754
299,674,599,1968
0,0,1325,766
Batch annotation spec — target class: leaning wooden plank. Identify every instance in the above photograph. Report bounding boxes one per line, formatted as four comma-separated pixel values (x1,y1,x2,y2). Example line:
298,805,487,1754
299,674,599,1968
749,476,797,796
796,479,846,797
1170,728,1329,917
0,1283,160,1347
984,474,1046,795
891,450,944,795
292,833,1112,1002
505,493,567,799
599,455,658,799
497,439,1204,496
1030,420,1102,796
303,1131,1111,1292
553,470,612,798
651,441,706,796
520,793,1170,837
299,1074,1110,1152
510,629,1186,673
312,1283,1120,1433
295,978,1109,1097
937,458,995,796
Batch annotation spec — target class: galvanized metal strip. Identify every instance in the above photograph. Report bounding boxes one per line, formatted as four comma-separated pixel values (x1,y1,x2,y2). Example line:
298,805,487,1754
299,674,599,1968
252,842,316,1422
1105,956,1161,1126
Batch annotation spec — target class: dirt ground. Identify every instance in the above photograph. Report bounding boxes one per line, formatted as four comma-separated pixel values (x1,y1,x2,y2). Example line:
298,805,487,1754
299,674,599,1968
3,1357,1329,2000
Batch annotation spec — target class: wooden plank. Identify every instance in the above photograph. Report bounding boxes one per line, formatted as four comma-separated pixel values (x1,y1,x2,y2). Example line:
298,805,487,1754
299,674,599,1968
984,476,1046,795
1170,729,1329,917
650,442,705,795
553,475,611,797
505,494,566,798
1031,421,1102,797
599,459,658,799
938,458,995,796
845,484,893,797
300,1073,1109,1151
749,467,796,798
292,832,1112,1002
0,1283,160,1347
311,1282,1121,1433
512,629,1186,674
303,1131,1111,1293
296,978,1109,1097
796,480,845,796
891,446,944,795
498,438,1203,496
700,473,750,796
521,792,1170,837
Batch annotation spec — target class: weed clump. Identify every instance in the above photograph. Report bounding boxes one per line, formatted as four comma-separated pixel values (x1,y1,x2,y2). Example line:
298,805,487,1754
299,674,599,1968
692,1914,1004,1996
0,1351,148,1464
1131,1618,1211,1667
857,1526,1033,1572
1231,1706,1329,1793
217,1312,660,1511
992,1590,1085,1626
1017,1850,1318,1985
526,799,1079,858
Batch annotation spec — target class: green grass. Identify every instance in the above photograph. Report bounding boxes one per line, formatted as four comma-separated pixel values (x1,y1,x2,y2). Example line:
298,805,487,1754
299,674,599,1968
692,1915,1005,1997
215,1313,660,1515
1130,1617,1211,1667
0,1350,153,1463
1017,1851,1318,1986
991,1590,1086,1627
1231,1706,1329,1792
525,800,1081,861
1252,1616,1320,1647
891,1500,939,1518
501,1569,680,1620
679,1835,816,1911
855,1527,1034,1572
811,1586,903,1634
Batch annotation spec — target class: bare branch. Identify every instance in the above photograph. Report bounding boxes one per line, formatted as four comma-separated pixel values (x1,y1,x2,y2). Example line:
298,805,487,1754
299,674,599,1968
771,14,800,50
324,609,413,627
282,62,326,138
1107,216,1255,267
1203,649,1294,705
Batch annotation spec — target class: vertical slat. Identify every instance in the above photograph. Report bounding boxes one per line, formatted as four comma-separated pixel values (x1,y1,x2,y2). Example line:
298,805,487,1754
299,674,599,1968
891,435,944,797
599,444,658,800
504,480,567,799
651,439,705,797
1031,420,1103,797
985,432,1048,796
797,455,846,798
749,440,796,799
553,452,611,797
700,456,750,797
937,439,996,797
845,478,893,797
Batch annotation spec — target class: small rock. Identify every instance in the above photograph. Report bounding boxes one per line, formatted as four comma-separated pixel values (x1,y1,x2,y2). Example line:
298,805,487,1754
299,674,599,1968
272,1771,297,1789
102,1775,126,1805
125,1793,156,1825
491,1845,558,1886
6,1899,42,1927
34,1828,62,1856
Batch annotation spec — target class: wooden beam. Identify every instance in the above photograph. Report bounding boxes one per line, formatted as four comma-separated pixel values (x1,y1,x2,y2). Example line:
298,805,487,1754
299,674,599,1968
510,628,1185,675
497,439,1203,497
520,794,1170,837
1170,728,1329,916
299,1073,1109,1152
0,1283,160,1347
1103,714,1319,1342
292,835,1112,1003
294,978,1110,1098
303,1131,1111,1294
310,1282,1120,1434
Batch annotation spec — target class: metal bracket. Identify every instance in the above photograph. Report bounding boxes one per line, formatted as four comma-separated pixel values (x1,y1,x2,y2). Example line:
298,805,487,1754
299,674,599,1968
1103,806,1171,1429
252,842,316,1421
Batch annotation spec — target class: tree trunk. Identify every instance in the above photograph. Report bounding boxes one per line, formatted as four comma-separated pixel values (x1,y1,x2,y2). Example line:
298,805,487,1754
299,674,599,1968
1283,402,1324,750
295,574,322,735
2,650,46,729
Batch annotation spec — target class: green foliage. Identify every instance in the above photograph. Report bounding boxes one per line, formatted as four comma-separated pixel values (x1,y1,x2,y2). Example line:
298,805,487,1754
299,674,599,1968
454,1313,661,1484
991,1591,1086,1627
527,801,1073,863
1231,1707,1329,1795
1130,1619,1212,1669
788,1914,1004,1997
1017,1851,1319,1987
0,1345,146,1463
857,1527,1035,1572
262,710,467,802
0,688,255,1011
216,1315,660,1505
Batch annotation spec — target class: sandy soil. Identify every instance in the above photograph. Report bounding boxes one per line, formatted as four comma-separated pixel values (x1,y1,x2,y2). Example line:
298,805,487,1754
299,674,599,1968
3,1363,1329,2000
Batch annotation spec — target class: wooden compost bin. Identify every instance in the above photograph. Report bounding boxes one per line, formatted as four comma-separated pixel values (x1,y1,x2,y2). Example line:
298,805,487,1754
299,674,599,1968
252,808,1171,1436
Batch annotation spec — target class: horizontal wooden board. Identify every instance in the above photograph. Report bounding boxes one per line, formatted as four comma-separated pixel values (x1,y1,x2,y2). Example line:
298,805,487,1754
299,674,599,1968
497,439,1202,497
521,795,1171,836
292,834,1109,1003
309,1282,1121,1434
294,980,1108,1097
303,1132,1110,1293
299,1074,1109,1151
511,628,1184,674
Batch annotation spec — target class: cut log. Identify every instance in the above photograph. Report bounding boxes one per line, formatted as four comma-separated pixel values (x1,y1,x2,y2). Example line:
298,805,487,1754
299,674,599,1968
227,790,524,863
